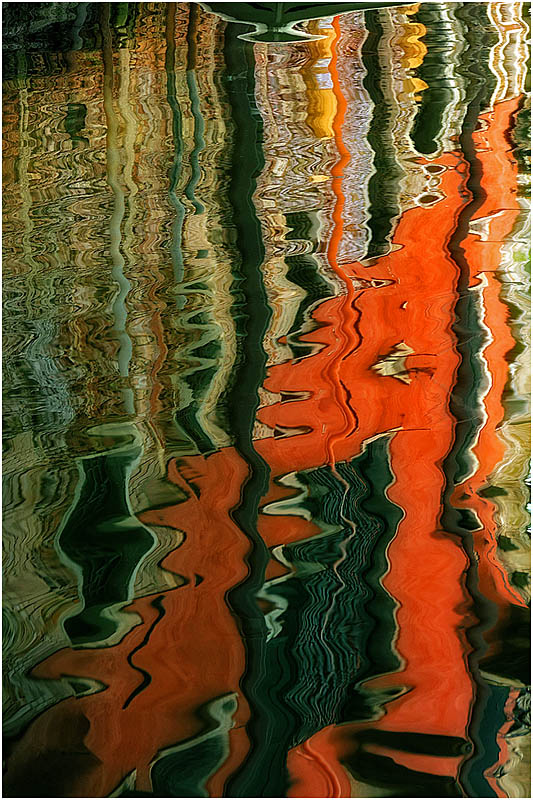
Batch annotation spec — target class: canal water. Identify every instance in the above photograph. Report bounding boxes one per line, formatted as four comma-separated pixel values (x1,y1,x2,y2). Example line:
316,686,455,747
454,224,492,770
2,2,530,797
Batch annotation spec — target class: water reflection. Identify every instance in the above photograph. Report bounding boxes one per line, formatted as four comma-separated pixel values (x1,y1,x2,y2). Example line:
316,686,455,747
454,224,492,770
2,2,530,797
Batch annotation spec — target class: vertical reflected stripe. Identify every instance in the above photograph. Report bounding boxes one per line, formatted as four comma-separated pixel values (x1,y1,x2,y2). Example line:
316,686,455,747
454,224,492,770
101,3,134,414
324,15,360,467
185,5,206,217
221,20,275,799
165,3,186,284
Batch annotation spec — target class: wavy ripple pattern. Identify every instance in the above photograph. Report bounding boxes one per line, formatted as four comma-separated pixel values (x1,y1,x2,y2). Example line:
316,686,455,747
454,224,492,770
2,3,530,798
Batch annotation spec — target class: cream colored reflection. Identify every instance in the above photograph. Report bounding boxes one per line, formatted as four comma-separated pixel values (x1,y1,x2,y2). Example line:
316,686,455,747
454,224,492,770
2,3,240,736
253,26,340,383
478,6,530,792
333,12,374,266
489,208,531,607
488,1,529,106
499,726,532,800
3,46,114,736
168,8,237,450
479,1,531,611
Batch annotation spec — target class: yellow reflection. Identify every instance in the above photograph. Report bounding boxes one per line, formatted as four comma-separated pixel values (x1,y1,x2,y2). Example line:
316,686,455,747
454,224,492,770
397,4,428,101
301,20,337,140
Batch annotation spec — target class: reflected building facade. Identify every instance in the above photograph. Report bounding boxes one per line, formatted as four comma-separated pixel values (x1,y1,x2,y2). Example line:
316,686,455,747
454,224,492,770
2,3,530,798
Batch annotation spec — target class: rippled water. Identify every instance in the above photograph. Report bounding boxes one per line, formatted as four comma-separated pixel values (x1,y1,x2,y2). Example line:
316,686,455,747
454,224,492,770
2,2,531,797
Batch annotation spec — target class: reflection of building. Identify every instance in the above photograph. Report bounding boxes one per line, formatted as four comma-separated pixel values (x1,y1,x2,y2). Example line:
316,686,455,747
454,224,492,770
2,1,242,737
253,28,339,397
3,2,530,798
3,31,115,736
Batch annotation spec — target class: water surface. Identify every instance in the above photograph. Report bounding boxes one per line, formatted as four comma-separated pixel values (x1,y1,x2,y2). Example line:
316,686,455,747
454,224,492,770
2,2,531,797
